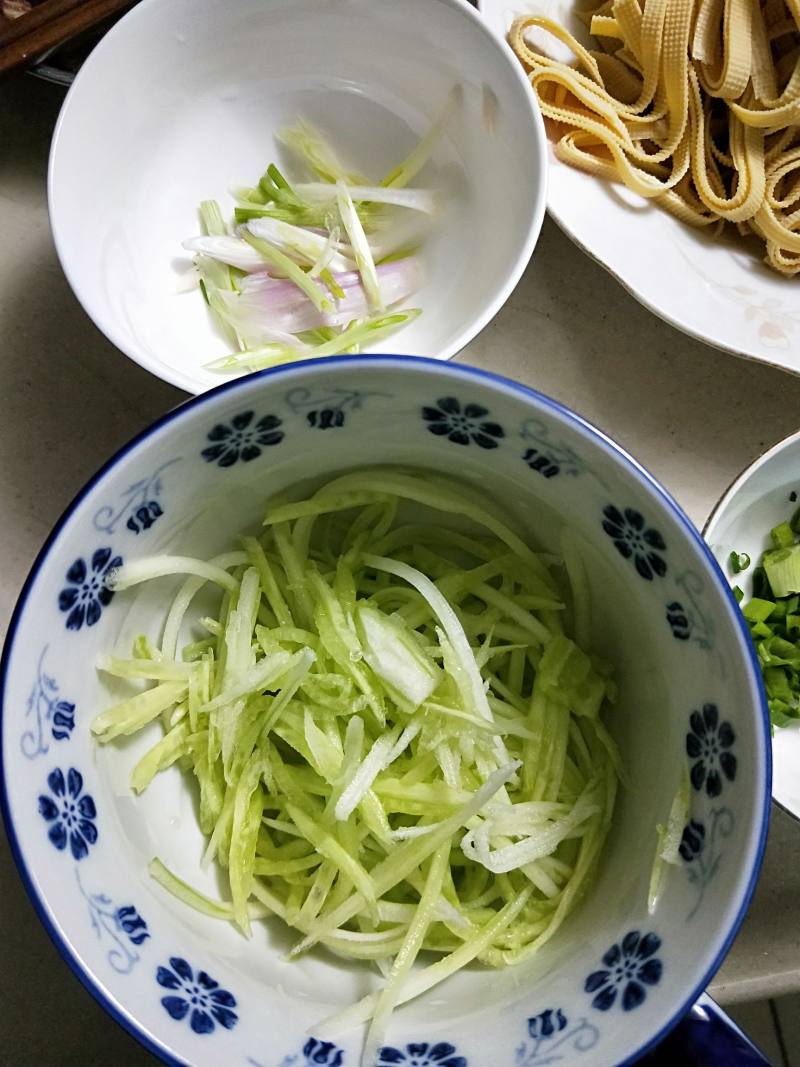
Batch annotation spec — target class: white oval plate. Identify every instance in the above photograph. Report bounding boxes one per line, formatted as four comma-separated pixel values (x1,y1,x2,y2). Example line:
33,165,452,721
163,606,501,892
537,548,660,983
477,0,800,369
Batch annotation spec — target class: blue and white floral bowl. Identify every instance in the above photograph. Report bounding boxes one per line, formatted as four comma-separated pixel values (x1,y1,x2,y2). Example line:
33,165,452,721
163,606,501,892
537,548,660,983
1,357,770,1067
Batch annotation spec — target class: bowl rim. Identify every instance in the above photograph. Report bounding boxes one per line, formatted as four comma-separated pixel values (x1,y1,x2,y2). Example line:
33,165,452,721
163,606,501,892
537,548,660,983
702,425,800,543
1,354,771,1067
703,425,800,829
46,0,548,396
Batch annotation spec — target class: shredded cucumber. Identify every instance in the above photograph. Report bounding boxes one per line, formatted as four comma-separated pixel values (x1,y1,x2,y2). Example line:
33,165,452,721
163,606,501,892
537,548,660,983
647,761,690,915
92,469,620,1060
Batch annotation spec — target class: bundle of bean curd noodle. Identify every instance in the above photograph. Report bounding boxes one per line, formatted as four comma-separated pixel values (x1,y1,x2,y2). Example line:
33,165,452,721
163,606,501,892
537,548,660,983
91,470,620,1062
509,0,800,275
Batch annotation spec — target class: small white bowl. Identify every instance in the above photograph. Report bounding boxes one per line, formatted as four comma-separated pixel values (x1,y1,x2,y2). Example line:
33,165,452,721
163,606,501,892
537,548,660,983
705,430,800,824
48,0,546,394
1,356,769,1066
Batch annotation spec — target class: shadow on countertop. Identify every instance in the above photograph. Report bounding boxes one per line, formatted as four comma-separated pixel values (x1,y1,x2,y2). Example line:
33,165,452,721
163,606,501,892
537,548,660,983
463,216,800,528
0,70,177,1067
0,73,183,592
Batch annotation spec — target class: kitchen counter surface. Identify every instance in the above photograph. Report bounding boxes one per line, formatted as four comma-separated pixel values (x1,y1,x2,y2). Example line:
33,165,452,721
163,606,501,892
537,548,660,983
2,73,800,1066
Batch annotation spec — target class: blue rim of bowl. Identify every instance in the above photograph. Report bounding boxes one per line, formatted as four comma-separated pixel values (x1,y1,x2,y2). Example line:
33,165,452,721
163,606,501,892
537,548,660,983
47,0,547,395
0,355,771,1067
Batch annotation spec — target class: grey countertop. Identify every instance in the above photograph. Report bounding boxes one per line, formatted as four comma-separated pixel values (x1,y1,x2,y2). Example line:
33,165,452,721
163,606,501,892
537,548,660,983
2,73,800,1066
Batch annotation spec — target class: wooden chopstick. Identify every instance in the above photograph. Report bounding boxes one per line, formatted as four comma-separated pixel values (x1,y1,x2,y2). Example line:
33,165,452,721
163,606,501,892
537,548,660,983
0,0,133,76
1,0,90,46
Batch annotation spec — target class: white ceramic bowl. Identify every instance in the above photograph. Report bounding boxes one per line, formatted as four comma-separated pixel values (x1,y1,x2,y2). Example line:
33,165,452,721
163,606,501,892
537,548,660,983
47,0,546,395
1,356,769,1066
705,430,800,825
477,0,800,370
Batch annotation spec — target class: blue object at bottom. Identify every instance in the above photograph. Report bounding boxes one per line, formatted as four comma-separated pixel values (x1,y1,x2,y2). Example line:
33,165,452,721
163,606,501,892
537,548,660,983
638,996,772,1066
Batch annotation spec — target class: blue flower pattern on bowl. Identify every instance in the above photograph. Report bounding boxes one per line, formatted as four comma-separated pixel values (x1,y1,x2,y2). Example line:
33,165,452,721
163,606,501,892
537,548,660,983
75,868,150,974
38,767,97,860
156,957,238,1034
300,1038,344,1065
378,1042,467,1067
585,931,663,1012
296,1041,343,1067
117,905,150,945
519,417,591,480
515,1008,599,1065
201,411,283,467
58,547,121,630
52,704,74,739
663,570,717,661
666,602,691,640
529,1009,567,1041
93,457,179,534
680,819,706,862
602,506,667,580
522,447,560,478
285,386,391,430
686,704,737,798
262,1038,345,1067
21,645,75,758
422,397,504,449
309,408,345,429
127,500,163,534
680,808,735,920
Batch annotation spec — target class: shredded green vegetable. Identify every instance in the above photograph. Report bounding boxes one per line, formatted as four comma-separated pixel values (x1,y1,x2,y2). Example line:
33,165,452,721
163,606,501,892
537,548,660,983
647,762,690,915
729,550,750,575
735,503,800,728
92,469,620,1058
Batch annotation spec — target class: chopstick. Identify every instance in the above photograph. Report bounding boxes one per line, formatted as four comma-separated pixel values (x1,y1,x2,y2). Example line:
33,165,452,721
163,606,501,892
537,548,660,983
0,0,134,76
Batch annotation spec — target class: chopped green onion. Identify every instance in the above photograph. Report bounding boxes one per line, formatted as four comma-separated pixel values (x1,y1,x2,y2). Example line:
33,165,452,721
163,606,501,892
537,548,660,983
742,597,776,623
246,217,354,273
182,112,448,374
381,86,462,189
206,310,421,373
277,118,368,185
296,183,441,214
729,551,751,574
734,507,800,728
771,521,795,549
336,182,383,312
764,544,800,598
199,199,227,237
242,232,333,313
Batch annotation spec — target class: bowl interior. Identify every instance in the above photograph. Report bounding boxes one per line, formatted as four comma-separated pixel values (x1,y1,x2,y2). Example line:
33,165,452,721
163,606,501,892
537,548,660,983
705,433,800,823
2,359,768,1067
48,0,545,394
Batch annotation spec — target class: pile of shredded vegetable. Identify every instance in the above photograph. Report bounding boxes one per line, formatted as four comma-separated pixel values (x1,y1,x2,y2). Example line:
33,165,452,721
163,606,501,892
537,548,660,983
182,98,459,375
92,470,620,1060
734,510,800,727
